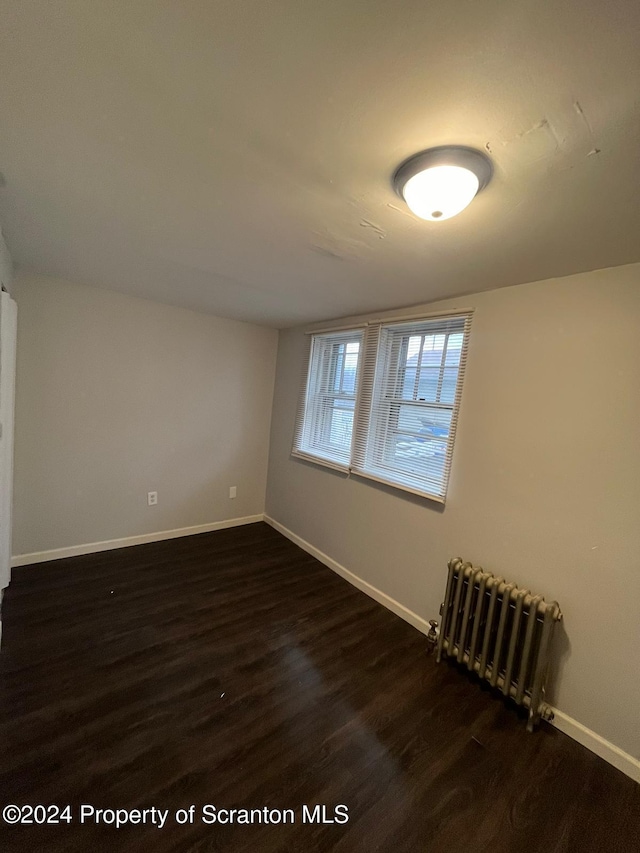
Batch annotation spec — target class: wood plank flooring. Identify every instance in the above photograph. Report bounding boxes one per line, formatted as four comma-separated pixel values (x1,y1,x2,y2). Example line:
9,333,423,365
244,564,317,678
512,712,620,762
0,522,638,852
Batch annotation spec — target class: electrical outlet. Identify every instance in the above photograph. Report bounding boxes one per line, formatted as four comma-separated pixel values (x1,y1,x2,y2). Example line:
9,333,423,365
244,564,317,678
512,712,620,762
147,491,158,506
229,486,237,499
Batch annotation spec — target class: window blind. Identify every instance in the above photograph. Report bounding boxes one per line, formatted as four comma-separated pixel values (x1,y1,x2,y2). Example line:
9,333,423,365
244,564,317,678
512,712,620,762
292,311,472,502
292,329,364,471
352,313,472,501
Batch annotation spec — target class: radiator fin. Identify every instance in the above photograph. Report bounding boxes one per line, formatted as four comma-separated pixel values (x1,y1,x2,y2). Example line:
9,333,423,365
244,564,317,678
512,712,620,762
435,558,561,730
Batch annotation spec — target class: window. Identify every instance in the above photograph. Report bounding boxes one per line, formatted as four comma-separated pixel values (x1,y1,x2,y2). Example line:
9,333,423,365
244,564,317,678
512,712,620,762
292,329,364,470
293,312,471,502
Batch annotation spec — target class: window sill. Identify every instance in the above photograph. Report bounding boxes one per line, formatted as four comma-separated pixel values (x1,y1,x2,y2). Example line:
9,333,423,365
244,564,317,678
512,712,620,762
351,467,446,504
290,450,349,474
291,451,447,503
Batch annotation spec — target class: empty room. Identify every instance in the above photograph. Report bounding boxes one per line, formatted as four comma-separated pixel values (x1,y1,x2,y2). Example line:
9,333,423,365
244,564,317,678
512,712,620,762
0,1,639,851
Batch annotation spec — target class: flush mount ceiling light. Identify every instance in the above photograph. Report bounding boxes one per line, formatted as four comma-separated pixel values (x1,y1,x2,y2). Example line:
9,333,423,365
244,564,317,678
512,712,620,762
393,146,492,221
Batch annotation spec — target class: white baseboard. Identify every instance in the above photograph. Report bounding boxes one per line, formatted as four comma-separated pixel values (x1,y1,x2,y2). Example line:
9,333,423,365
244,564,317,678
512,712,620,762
549,708,640,784
11,514,265,567
264,515,430,636
10,512,640,784
264,514,640,785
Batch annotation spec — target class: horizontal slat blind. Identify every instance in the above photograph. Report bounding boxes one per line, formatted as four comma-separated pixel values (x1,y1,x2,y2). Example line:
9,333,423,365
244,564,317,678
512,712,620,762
351,323,380,472
351,313,472,500
442,313,473,497
291,329,363,471
292,312,472,502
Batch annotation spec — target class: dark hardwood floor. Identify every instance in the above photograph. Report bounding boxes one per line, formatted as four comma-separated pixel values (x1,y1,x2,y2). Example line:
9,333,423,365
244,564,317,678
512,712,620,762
0,522,637,852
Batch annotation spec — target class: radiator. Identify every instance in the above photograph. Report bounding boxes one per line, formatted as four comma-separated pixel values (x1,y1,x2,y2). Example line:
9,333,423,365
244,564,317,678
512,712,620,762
435,558,562,731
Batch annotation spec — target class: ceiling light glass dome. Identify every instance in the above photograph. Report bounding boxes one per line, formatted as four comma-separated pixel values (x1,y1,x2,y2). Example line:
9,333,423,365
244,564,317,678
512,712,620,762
393,146,492,222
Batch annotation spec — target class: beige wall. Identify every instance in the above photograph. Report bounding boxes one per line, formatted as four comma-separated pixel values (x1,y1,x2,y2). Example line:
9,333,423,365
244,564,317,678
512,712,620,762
12,273,278,555
266,262,640,760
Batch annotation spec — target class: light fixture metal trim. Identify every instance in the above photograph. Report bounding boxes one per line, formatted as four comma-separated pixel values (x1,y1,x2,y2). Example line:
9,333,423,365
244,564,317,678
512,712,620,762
393,145,493,201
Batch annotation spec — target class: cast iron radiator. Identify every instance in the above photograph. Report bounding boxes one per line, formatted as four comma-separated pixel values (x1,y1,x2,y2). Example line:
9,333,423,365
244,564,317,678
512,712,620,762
435,558,562,730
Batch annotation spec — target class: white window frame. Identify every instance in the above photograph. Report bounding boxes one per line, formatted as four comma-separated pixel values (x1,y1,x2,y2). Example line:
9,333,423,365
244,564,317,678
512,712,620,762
291,327,365,471
292,311,472,502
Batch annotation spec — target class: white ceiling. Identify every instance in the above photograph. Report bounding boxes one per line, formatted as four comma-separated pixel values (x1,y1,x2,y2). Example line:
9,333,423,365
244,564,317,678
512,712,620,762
1,1,639,328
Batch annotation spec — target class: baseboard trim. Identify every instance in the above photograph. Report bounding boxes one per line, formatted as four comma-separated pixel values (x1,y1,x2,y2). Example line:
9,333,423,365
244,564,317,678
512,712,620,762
264,515,430,636
265,514,640,785
11,514,265,567
549,708,640,784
